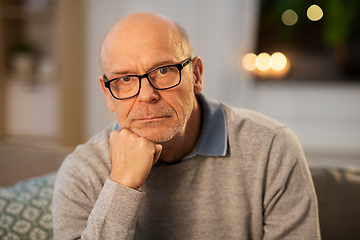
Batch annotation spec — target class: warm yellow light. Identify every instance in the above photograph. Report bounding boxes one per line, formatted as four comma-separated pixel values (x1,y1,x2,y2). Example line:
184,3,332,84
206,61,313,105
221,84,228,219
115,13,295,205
242,53,257,71
307,5,323,21
282,9,298,26
256,53,272,71
270,52,287,71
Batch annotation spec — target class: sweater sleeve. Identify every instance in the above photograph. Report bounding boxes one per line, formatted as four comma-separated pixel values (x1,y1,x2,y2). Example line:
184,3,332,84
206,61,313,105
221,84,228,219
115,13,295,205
262,127,321,240
81,179,145,239
52,146,145,239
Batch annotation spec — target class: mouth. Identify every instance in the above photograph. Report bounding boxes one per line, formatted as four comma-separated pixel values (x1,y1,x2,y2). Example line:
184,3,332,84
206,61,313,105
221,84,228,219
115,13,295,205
135,116,170,122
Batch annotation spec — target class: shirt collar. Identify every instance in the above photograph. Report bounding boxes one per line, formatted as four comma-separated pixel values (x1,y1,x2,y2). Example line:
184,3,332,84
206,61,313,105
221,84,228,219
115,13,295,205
182,93,227,160
113,93,228,160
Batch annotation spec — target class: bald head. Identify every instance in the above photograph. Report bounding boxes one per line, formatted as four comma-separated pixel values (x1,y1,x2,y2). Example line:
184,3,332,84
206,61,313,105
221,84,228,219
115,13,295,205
100,12,193,73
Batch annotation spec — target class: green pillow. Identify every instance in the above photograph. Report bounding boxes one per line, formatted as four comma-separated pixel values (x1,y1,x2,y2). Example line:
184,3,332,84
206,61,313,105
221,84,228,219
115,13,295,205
0,173,56,240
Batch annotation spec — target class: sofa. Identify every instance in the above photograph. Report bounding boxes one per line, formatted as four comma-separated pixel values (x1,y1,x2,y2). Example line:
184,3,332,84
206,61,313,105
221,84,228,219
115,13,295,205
311,167,360,240
1,144,360,239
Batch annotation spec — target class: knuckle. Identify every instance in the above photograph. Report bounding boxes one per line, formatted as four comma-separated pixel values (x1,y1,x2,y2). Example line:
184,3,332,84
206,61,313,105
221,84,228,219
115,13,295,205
138,136,151,146
109,130,120,142
119,128,130,136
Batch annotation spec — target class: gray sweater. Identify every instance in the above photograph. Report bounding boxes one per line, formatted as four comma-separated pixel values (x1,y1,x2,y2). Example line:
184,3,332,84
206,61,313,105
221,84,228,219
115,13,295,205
52,103,321,239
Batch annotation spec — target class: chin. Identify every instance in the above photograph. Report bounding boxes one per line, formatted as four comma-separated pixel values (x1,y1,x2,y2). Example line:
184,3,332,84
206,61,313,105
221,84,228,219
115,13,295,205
146,135,174,144
132,124,183,143
133,129,175,143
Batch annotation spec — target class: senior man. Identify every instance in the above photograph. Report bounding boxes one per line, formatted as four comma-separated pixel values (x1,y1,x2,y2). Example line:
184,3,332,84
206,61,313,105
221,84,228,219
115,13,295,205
52,12,320,239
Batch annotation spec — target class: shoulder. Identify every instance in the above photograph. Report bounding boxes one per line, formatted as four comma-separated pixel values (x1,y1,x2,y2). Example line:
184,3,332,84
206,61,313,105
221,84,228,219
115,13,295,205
74,123,114,158
221,103,284,131
55,123,115,191
220,103,300,153
67,123,113,166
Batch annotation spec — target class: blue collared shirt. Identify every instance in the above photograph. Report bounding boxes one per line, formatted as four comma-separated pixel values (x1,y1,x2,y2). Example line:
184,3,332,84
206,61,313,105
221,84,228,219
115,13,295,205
182,93,227,161
114,93,228,163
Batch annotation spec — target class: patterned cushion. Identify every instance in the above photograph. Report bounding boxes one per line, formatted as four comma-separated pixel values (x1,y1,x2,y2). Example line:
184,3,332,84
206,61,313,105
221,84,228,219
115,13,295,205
0,173,56,240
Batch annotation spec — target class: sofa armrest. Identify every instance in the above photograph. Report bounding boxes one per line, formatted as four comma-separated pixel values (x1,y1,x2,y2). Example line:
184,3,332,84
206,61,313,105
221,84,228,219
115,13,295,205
311,167,360,240
0,145,72,187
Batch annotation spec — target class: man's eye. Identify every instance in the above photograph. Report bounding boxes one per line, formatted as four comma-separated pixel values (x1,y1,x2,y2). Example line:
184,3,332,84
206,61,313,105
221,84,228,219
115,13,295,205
122,76,131,82
159,67,169,74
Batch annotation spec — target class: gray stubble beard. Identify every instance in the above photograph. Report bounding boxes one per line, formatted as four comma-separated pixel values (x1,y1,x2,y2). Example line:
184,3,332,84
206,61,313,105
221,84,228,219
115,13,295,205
118,96,194,144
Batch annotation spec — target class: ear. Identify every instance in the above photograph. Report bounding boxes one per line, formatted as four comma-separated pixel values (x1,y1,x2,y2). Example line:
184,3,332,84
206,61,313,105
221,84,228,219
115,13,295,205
192,57,203,94
99,75,115,112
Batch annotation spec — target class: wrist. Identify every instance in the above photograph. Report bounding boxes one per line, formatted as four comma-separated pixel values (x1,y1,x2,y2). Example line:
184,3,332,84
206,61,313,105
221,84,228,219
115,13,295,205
109,172,142,190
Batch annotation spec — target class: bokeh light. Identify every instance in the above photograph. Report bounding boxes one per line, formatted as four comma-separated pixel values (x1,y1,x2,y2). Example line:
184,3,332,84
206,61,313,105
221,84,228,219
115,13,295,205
242,52,290,78
242,53,257,71
271,52,287,71
256,53,272,71
282,9,298,26
307,5,323,21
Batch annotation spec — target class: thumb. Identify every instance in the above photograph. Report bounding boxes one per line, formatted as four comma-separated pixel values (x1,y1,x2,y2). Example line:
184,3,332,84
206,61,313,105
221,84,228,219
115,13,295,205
153,144,162,165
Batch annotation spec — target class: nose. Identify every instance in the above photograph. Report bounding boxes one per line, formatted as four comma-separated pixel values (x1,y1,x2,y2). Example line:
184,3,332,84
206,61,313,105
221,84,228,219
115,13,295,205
137,77,160,103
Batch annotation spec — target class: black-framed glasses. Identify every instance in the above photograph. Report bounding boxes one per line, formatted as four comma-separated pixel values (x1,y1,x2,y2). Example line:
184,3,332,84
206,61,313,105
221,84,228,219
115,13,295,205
103,57,192,100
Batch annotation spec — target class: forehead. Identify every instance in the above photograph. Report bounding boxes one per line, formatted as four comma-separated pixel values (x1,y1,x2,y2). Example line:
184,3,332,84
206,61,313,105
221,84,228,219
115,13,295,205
101,15,183,73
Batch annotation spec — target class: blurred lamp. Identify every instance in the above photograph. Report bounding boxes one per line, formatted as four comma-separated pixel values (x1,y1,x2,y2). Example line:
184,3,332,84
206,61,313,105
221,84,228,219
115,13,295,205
307,5,323,21
255,53,272,71
282,9,298,26
242,53,257,71
242,52,290,79
271,52,287,71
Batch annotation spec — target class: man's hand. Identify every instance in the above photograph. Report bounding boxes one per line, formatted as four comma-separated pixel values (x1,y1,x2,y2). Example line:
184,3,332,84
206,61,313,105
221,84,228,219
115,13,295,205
108,129,162,190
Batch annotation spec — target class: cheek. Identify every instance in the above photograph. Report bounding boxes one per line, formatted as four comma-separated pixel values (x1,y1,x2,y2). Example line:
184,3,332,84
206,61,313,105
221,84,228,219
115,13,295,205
113,101,134,125
174,89,195,119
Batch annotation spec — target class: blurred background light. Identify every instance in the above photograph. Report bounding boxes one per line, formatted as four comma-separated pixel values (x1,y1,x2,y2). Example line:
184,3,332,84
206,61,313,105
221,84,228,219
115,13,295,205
282,9,298,26
270,52,287,71
242,53,257,71
307,4,323,21
242,52,290,78
256,53,272,71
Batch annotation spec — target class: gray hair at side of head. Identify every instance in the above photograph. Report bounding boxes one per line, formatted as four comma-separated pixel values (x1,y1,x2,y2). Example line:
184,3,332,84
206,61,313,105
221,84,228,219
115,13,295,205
99,19,194,74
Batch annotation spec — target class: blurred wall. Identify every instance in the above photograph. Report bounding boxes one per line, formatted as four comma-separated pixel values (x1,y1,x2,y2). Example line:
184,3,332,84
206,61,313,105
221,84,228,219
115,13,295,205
84,0,259,139
255,83,360,168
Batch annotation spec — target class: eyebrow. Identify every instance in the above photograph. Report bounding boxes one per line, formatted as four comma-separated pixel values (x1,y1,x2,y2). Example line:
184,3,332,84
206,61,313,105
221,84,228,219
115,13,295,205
109,59,177,77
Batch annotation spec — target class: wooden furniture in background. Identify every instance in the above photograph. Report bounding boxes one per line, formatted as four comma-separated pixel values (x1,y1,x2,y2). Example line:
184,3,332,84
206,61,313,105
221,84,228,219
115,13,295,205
0,0,85,147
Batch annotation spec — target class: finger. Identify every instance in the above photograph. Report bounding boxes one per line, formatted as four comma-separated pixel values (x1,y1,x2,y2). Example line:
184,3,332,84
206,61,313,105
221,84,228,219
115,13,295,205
153,144,162,165
109,130,122,163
